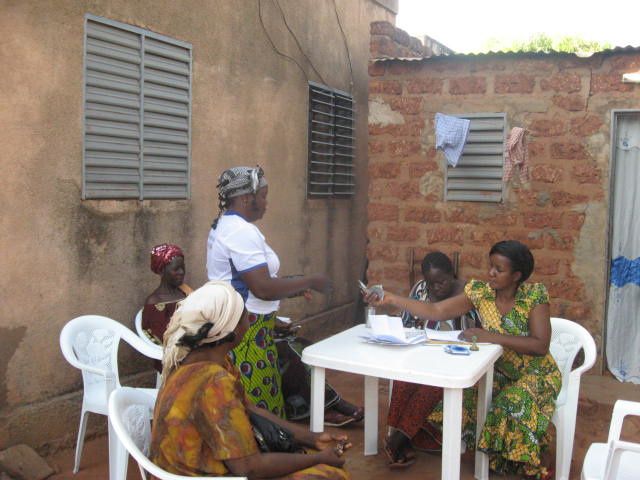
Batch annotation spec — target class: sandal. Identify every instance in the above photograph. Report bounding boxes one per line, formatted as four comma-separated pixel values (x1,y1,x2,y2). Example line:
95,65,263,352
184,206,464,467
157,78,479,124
332,399,365,422
383,437,416,469
324,408,356,427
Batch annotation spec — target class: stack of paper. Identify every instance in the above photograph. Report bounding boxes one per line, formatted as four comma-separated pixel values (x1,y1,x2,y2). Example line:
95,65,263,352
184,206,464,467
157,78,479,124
361,315,426,345
424,328,464,343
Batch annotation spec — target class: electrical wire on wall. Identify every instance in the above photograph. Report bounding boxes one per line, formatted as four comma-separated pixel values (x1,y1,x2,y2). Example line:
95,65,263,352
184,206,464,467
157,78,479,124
257,0,354,93
257,0,310,82
332,0,354,91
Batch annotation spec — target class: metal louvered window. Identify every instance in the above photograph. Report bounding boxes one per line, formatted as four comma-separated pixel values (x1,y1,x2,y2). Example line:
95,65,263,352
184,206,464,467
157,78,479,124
83,15,192,199
307,82,355,198
445,113,506,203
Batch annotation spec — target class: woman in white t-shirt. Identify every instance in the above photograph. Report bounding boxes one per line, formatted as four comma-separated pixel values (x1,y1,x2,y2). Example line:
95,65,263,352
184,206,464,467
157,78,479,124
207,166,363,426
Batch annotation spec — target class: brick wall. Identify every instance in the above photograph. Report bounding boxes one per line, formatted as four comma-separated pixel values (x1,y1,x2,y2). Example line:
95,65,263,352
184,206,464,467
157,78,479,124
367,28,640,366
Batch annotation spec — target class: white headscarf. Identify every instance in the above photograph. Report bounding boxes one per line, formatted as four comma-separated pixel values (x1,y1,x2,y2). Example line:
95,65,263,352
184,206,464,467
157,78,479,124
162,281,245,377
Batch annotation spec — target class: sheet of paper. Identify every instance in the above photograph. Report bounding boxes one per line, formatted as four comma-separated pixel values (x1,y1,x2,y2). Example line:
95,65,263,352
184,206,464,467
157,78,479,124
424,328,463,342
364,315,425,345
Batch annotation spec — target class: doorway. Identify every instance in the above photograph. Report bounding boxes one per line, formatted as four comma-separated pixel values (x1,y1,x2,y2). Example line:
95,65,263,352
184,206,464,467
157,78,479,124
606,110,640,383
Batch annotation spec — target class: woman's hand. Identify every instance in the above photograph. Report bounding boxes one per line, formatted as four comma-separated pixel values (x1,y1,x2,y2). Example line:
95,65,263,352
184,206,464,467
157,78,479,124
459,327,491,342
363,288,395,308
314,432,351,452
315,447,346,468
302,289,313,301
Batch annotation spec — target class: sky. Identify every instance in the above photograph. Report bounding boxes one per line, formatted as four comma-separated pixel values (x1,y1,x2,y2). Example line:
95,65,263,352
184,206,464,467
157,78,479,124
396,0,640,54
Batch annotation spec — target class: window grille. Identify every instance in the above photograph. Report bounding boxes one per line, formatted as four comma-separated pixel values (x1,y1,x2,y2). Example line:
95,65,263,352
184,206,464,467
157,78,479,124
445,113,506,202
307,82,355,198
83,15,192,199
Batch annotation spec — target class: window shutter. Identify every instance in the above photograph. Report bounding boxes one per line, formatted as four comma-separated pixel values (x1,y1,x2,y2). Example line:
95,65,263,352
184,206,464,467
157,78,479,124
83,16,191,199
307,82,355,198
445,113,506,202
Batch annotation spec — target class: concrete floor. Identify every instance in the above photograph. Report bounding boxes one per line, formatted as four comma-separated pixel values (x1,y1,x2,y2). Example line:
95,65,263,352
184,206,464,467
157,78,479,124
47,372,640,480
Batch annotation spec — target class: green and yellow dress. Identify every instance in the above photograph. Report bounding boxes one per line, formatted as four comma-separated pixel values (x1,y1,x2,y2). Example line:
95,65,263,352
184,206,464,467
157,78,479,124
429,280,561,479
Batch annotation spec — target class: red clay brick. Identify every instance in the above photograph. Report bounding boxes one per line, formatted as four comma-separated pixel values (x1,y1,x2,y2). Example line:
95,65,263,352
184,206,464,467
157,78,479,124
565,212,586,230
369,119,423,137
370,36,398,58
408,160,438,177
547,231,576,250
523,212,563,228
564,302,592,320
494,74,536,94
405,78,444,94
369,162,401,179
461,251,485,269
366,225,385,240
528,141,546,157
608,54,640,71
535,257,561,276
570,115,604,136
445,208,480,224
384,264,411,284
550,142,589,160
368,62,386,77
368,203,399,222
509,230,545,249
387,61,424,75
552,94,586,111
540,73,582,93
387,225,421,242
550,191,589,207
369,79,403,95
572,164,602,184
591,73,634,93
368,140,385,154
449,76,487,95
370,21,395,36
530,119,566,137
388,96,423,114
388,139,421,157
367,244,399,262
531,164,563,183
426,226,464,244
484,213,518,226
405,206,442,223
469,230,507,246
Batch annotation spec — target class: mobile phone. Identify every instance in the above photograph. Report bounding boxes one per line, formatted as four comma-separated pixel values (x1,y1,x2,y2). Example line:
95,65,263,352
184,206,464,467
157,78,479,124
358,280,368,293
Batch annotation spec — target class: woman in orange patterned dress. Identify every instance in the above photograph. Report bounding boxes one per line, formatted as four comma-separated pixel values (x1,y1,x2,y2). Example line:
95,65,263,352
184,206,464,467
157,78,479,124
151,281,351,479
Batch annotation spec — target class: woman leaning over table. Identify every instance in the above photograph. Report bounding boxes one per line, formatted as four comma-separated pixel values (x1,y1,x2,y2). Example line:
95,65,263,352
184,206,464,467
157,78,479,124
365,240,561,480
206,165,363,426
151,281,351,479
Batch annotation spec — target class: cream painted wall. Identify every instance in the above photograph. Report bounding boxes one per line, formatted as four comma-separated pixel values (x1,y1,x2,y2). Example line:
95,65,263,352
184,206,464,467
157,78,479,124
0,0,395,450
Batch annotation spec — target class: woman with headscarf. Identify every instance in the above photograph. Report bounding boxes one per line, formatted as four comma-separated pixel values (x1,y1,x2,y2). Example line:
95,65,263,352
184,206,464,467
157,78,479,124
151,281,351,479
206,165,363,426
384,251,480,469
142,243,193,345
365,241,560,480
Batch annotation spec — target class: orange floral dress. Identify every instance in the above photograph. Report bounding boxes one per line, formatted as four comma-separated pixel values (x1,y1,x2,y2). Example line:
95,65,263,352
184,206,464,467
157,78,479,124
151,359,349,479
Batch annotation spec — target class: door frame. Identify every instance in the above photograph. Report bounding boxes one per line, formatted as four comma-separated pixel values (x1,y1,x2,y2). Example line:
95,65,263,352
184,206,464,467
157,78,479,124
603,109,640,374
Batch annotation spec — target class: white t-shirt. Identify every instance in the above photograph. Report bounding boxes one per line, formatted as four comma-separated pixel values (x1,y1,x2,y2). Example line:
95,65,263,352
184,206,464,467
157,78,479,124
206,212,280,314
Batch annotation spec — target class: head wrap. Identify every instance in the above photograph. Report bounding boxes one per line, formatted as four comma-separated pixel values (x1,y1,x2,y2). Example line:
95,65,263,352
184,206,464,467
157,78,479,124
161,281,245,377
150,244,184,275
217,165,267,201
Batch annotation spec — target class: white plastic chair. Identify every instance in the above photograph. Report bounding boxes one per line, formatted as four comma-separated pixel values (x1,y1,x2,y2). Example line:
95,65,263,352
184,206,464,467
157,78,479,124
109,387,247,480
59,315,162,479
549,317,597,480
134,308,163,388
581,400,640,480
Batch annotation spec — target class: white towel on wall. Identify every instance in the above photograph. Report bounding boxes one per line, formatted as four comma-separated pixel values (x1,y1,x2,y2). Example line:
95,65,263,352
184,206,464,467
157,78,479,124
435,113,471,167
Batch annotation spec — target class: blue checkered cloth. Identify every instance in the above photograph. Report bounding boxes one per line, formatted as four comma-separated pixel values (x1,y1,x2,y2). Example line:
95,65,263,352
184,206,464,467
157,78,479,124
435,113,470,167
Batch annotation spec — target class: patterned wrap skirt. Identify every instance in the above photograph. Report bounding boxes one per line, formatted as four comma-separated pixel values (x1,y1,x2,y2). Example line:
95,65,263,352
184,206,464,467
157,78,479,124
230,311,285,417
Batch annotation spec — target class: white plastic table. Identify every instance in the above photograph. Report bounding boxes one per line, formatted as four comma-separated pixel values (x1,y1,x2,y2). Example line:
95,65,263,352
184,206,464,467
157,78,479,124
301,324,503,480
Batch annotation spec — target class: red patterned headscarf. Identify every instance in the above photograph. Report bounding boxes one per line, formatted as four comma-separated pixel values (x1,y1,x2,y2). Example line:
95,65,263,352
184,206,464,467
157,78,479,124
150,244,184,275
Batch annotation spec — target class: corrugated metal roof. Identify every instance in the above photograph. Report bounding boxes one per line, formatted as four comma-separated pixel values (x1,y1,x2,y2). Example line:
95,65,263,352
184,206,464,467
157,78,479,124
371,45,640,63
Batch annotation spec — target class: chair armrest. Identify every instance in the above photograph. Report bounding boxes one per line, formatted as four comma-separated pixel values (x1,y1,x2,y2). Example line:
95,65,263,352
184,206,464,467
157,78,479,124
605,440,640,478
62,354,113,378
611,440,640,454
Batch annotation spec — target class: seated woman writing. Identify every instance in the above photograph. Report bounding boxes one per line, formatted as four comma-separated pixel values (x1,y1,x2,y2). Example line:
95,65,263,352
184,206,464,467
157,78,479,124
142,243,192,346
385,251,480,469
151,281,351,479
365,240,560,480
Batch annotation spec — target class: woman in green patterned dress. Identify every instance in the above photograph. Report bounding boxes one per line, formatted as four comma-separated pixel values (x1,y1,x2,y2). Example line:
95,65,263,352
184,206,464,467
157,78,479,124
364,240,561,479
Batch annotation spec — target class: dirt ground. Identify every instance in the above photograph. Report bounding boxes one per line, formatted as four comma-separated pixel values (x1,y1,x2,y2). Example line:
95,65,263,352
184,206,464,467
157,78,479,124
47,372,640,480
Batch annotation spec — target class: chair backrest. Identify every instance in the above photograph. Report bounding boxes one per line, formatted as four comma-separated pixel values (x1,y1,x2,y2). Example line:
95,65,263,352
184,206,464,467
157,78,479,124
60,315,163,394
109,387,247,480
134,308,163,351
549,317,597,406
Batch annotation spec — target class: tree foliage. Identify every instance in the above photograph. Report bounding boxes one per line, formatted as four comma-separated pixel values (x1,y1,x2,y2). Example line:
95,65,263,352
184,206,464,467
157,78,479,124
483,33,612,53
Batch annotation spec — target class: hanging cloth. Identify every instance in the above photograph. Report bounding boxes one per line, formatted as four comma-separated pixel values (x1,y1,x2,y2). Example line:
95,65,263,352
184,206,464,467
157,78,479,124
434,113,470,167
503,127,529,182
